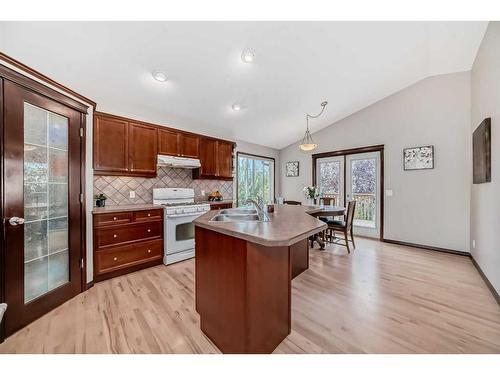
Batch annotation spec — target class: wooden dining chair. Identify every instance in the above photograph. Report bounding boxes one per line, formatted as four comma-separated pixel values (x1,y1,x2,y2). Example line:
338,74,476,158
319,196,336,206
283,200,302,205
326,200,356,253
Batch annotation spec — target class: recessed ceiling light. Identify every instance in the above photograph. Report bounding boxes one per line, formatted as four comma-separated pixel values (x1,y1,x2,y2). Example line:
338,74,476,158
241,49,255,63
152,71,168,82
232,103,242,111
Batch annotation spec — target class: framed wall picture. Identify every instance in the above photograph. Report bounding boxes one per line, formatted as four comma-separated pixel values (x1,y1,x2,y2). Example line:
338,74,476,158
472,118,491,184
285,161,300,177
403,145,434,170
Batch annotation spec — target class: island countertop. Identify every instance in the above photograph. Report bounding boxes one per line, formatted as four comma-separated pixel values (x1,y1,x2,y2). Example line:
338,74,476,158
193,204,327,247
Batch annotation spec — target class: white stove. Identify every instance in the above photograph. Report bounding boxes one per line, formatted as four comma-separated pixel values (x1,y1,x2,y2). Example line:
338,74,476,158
153,188,210,265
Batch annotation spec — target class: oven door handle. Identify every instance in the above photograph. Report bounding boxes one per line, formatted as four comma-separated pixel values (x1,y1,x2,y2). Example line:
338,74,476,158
166,213,204,218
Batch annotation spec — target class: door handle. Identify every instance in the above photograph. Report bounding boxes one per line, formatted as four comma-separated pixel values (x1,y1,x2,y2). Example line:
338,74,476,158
8,217,25,226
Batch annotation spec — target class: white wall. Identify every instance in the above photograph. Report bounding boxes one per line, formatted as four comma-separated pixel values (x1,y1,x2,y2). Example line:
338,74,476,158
470,22,500,293
280,72,471,252
235,140,281,199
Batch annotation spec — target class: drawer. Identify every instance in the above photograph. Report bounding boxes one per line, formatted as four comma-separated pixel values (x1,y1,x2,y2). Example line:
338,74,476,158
95,239,163,275
95,221,162,248
133,209,163,222
94,212,132,227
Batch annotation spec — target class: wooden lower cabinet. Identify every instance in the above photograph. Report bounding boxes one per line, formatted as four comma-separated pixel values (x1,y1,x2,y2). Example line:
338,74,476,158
195,227,309,354
93,208,164,281
209,202,233,210
95,239,163,275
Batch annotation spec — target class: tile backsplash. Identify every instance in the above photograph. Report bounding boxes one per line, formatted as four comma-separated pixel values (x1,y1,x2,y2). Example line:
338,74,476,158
93,167,233,206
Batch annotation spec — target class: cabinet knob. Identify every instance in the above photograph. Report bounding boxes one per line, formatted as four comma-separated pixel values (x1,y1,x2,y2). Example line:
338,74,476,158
113,234,117,238
147,249,151,253
147,213,151,217
113,217,117,220
147,229,151,233
113,257,118,261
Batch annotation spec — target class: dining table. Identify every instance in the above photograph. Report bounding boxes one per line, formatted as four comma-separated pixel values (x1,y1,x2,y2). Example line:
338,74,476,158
307,205,346,249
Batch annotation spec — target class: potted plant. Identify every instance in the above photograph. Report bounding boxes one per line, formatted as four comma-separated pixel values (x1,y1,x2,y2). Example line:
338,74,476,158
303,186,320,205
94,193,107,207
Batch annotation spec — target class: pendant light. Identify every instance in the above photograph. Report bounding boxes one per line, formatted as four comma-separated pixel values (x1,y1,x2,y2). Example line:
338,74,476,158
299,101,328,151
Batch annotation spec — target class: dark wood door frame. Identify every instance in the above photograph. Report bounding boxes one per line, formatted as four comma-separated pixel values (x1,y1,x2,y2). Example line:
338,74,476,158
312,144,385,241
235,152,276,207
0,64,88,341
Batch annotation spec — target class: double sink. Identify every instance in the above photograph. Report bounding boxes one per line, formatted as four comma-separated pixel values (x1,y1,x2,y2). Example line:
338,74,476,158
210,208,270,222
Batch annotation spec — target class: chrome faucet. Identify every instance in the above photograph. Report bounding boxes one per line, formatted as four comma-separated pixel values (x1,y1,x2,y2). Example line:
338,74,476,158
246,197,264,210
246,197,267,220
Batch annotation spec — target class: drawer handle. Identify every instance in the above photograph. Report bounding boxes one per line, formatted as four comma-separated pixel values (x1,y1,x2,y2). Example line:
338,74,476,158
113,217,117,220
147,249,151,253
113,257,118,261
113,234,117,238
147,229,151,233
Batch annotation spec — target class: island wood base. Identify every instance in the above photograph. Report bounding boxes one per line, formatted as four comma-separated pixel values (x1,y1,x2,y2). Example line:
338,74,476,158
195,226,309,353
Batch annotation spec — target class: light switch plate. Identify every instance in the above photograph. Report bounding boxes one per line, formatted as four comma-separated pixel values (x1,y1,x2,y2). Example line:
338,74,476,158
385,189,393,197
129,191,136,199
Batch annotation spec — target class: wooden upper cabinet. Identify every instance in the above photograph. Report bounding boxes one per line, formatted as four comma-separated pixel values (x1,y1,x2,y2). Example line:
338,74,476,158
217,141,233,178
128,122,158,176
94,115,129,174
158,129,180,156
194,138,234,180
93,112,232,179
159,129,199,158
94,113,157,177
198,138,218,176
179,133,199,158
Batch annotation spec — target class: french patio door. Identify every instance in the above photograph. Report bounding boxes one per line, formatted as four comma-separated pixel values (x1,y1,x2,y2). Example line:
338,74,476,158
316,151,381,238
2,80,84,337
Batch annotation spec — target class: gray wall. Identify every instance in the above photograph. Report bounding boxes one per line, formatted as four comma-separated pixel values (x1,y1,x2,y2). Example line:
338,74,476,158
279,71,471,252
471,22,500,294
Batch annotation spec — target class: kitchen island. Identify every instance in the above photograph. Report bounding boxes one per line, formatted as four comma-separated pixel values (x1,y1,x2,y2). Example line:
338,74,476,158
194,204,327,353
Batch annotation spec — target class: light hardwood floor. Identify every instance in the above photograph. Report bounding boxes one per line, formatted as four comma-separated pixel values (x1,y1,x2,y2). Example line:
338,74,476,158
1,238,499,353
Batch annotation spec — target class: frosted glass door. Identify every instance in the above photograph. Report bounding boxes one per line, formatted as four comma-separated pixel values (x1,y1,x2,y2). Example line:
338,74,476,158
24,103,69,302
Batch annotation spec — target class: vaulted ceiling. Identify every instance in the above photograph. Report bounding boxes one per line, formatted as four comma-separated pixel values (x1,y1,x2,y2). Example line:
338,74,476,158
0,21,488,149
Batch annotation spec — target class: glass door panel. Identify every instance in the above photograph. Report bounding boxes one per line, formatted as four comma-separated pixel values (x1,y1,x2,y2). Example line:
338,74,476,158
346,152,380,238
316,156,344,207
23,103,69,303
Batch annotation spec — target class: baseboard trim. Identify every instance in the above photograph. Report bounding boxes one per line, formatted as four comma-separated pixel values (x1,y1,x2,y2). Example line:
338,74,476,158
469,255,500,305
86,281,95,290
382,239,470,256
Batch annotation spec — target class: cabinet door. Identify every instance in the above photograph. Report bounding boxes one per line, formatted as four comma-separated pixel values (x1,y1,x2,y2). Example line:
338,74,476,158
158,129,180,156
129,122,158,175
94,115,128,174
217,141,233,178
179,133,199,158
199,138,217,176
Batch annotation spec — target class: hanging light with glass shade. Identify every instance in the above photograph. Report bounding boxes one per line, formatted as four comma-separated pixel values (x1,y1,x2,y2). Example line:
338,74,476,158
299,101,328,151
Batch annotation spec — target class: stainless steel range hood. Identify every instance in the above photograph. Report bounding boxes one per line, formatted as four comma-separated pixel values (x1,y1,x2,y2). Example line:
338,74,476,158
157,154,201,169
